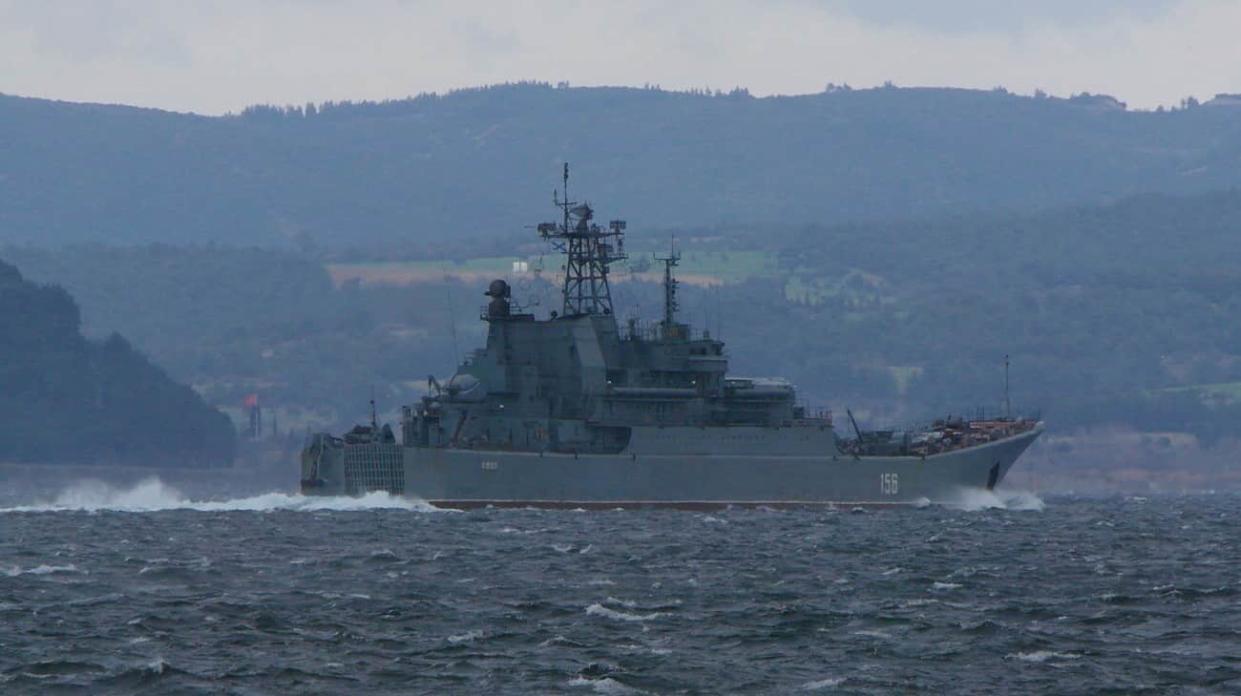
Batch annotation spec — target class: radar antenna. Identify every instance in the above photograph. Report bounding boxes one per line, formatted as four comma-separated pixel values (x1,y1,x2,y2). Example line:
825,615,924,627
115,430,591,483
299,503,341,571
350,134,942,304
655,239,681,329
536,163,627,316
1004,354,1011,421
369,386,378,430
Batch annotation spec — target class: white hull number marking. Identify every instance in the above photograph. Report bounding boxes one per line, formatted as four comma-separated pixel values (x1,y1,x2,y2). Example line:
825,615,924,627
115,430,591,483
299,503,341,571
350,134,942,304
880,472,899,495
481,461,498,471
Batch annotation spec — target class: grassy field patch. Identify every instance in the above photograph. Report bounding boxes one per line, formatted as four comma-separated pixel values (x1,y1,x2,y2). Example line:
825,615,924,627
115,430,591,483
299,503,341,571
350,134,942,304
328,250,781,287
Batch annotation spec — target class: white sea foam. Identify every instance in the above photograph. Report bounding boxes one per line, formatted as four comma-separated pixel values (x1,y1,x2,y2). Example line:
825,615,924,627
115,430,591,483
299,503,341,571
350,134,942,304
851,630,892,640
568,676,643,694
802,676,845,690
369,549,400,562
2,563,80,576
144,658,170,675
1006,650,1082,663
948,565,981,579
942,487,1045,512
501,526,554,535
931,582,962,591
0,478,442,513
447,629,483,644
585,603,665,622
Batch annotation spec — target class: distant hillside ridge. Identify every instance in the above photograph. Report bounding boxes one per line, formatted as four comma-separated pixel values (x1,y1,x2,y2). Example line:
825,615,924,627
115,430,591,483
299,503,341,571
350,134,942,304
9,188,1241,444
2,83,1241,250
0,257,236,466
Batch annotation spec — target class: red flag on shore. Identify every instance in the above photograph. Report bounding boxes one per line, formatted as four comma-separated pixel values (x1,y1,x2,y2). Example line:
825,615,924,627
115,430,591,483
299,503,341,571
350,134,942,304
243,393,259,408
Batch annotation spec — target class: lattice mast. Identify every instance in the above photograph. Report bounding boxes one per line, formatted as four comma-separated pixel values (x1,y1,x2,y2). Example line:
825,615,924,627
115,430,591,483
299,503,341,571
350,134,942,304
537,164,627,316
655,241,680,329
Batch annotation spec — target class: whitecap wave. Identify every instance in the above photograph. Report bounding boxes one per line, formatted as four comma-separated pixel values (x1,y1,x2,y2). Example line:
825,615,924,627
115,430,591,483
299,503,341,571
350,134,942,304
1006,650,1081,663
851,629,892,639
568,676,643,694
802,676,845,690
447,629,484,644
585,603,665,622
942,487,1045,512
144,658,170,675
2,563,81,577
0,477,441,513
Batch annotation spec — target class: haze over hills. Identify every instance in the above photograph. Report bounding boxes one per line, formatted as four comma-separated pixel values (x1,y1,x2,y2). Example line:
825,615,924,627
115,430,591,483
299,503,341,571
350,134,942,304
0,258,236,466
5,83,1241,484
3,83,1241,251
8,188,1241,461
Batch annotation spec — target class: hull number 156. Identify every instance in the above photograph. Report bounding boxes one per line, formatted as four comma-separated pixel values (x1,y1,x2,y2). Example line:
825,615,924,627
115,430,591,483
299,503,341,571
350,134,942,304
880,473,899,495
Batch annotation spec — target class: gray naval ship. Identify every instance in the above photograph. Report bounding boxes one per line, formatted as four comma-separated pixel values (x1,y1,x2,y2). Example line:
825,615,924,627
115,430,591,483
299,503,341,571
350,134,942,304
301,166,1042,508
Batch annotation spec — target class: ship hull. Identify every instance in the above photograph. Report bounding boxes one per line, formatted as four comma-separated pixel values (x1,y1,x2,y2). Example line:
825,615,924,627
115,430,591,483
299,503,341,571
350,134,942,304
302,426,1042,509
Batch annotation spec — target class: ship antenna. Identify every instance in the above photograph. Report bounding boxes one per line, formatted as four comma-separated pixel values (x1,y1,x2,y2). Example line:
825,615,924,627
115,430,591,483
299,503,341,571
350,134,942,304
846,408,863,441
370,386,378,430
444,278,460,365
562,162,570,233
715,284,723,340
655,237,681,330
1004,354,1011,421
535,163,628,317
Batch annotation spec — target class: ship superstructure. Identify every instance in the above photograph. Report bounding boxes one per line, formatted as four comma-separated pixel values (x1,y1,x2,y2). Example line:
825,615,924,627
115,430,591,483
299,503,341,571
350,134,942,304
301,166,1041,507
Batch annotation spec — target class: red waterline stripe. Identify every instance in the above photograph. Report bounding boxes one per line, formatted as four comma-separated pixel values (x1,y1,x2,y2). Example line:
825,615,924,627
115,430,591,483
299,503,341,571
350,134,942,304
428,499,922,511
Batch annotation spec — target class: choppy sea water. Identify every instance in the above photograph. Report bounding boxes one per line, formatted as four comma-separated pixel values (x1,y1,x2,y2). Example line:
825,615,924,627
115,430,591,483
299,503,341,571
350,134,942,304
1,480,1239,694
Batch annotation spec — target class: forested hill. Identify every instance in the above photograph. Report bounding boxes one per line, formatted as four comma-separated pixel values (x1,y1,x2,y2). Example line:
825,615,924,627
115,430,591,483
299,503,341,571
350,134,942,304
8,188,1241,447
0,258,236,466
3,84,1241,250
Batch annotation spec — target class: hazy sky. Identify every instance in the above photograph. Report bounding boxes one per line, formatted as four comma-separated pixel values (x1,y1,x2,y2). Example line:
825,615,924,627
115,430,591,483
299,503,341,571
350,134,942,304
2,0,1238,114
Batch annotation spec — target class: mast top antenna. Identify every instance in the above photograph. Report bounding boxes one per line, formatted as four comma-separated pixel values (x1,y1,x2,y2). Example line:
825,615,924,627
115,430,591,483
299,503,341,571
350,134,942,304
655,238,681,330
369,386,378,430
535,163,627,317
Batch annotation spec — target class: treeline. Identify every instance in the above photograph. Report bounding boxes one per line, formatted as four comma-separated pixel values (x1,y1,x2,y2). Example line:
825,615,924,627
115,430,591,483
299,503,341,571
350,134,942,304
2,245,476,423
0,259,236,466
9,188,1241,444
671,190,1241,441
6,83,1241,251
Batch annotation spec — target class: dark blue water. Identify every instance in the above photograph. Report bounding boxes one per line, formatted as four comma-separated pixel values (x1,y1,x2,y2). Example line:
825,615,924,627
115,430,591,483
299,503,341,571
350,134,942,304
2,480,1239,694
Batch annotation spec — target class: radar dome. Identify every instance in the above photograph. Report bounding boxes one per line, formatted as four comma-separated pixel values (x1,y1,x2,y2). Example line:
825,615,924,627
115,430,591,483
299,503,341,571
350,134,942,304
486,279,510,298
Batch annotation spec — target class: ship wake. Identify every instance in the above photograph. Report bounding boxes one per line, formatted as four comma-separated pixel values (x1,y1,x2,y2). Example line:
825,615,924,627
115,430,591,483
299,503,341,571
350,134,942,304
0,477,440,513
942,487,1045,512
